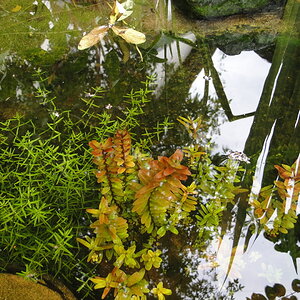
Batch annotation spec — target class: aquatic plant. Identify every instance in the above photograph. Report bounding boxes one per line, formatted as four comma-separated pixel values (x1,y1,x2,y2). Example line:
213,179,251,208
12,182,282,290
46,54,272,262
250,158,300,236
0,111,92,279
151,281,172,300
75,111,260,299
77,128,197,298
177,114,300,280
3,68,293,298
178,116,248,238
0,72,173,298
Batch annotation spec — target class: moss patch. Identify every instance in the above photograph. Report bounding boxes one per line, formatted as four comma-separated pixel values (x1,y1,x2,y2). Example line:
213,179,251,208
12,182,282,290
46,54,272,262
0,273,76,300
189,0,270,18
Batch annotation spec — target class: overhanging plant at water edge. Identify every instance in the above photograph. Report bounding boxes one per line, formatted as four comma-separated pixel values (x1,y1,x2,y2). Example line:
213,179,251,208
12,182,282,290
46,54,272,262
77,129,197,299
250,158,300,236
245,158,300,270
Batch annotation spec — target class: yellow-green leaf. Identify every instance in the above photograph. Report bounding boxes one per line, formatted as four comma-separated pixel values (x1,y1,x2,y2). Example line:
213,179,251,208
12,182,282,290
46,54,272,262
157,226,166,237
11,5,22,12
76,237,91,249
86,208,99,215
112,26,146,44
102,186,111,194
127,269,145,287
90,277,106,289
117,167,126,174
169,226,179,235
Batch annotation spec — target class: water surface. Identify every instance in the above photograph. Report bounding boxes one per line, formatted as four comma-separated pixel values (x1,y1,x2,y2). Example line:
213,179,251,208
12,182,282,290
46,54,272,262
0,0,299,299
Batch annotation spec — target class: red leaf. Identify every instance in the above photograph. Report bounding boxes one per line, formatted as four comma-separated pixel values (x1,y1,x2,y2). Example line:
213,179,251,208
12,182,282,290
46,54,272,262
274,165,291,179
170,149,184,162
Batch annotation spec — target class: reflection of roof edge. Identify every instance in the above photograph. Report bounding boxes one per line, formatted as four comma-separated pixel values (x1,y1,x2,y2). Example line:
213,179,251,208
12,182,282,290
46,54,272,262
151,32,196,97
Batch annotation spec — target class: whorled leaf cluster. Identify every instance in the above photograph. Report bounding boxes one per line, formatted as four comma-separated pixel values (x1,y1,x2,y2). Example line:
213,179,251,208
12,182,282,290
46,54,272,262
77,129,197,299
251,158,300,236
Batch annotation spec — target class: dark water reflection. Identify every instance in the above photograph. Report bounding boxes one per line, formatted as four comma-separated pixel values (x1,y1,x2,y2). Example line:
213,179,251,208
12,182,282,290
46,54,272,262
0,0,299,299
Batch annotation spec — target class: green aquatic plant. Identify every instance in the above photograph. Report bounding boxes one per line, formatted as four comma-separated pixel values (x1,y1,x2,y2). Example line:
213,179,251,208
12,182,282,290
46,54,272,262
113,244,139,268
178,116,248,237
0,71,175,298
78,113,256,298
1,69,261,299
90,267,149,299
132,148,197,234
211,157,300,284
88,129,197,233
140,249,162,271
0,112,93,279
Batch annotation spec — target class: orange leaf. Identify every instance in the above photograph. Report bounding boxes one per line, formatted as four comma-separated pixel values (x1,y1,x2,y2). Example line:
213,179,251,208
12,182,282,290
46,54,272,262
170,149,184,162
101,287,111,299
141,211,151,228
163,167,175,176
117,167,126,174
274,165,291,179
89,140,100,149
132,195,149,214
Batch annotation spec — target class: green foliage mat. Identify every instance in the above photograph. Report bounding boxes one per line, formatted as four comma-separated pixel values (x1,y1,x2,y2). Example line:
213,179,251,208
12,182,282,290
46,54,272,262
1,71,298,299
0,72,169,298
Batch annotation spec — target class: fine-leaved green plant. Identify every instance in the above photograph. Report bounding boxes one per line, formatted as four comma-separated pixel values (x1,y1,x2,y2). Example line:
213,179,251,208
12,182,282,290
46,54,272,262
0,71,172,298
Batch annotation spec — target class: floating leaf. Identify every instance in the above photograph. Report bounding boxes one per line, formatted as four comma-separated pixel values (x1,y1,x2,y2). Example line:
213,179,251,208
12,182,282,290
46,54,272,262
250,293,267,300
11,5,22,12
78,26,109,50
112,26,146,44
292,279,300,292
265,286,277,299
273,283,286,296
78,0,146,51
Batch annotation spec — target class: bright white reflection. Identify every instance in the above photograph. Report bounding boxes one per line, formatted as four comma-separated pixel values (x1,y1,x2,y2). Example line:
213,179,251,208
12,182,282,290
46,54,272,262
249,120,277,198
48,21,54,29
189,49,271,153
41,0,52,13
189,49,300,297
196,234,299,298
40,39,51,51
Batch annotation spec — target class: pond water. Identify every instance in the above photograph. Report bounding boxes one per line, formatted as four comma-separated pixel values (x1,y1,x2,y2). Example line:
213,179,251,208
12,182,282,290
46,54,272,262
0,0,299,299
